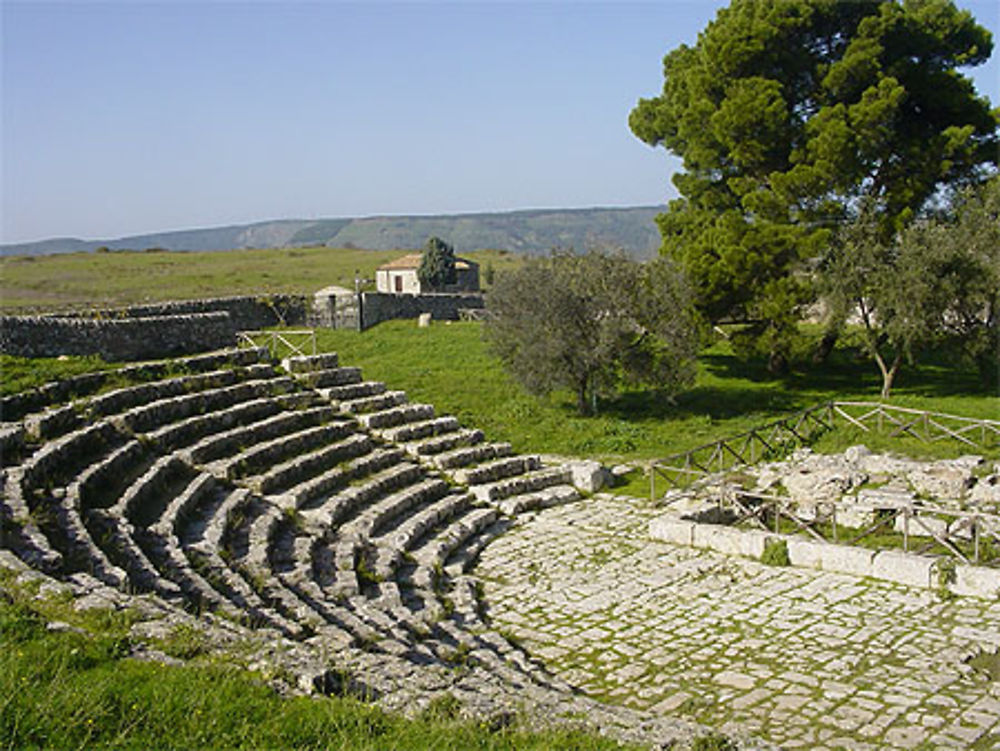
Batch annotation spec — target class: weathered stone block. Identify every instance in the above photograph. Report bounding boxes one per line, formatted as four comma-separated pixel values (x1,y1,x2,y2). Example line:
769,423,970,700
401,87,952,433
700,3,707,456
871,550,934,589
692,525,767,558
786,538,875,578
953,565,1000,599
648,517,695,547
567,460,611,493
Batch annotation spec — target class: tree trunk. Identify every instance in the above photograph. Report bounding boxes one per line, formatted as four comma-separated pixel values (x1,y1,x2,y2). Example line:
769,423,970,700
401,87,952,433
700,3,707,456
767,350,789,375
812,329,839,364
576,376,592,417
877,353,902,399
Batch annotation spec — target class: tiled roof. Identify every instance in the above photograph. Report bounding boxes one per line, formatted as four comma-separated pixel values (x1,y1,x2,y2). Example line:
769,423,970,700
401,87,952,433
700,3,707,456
377,253,477,271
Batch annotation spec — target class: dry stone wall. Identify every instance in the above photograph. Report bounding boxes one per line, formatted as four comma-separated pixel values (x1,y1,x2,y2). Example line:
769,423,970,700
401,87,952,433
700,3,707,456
0,296,307,361
310,287,485,331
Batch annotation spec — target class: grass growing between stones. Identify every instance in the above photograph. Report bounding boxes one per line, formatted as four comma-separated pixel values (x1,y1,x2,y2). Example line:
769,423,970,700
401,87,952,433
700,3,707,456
0,588,636,751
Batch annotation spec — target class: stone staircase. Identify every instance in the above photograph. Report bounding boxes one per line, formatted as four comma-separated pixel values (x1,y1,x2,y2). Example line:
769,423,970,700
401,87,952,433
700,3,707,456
0,347,707,749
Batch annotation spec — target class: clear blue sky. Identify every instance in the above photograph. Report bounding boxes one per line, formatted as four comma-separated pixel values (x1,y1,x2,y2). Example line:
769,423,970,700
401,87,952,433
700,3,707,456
2,0,997,245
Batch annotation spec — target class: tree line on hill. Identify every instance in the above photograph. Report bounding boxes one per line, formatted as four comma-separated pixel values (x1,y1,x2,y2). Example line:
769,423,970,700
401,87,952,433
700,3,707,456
482,0,998,414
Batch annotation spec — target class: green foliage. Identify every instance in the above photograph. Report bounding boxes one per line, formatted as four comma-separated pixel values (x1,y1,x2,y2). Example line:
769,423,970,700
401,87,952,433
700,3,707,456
418,236,458,291
631,0,998,365
484,251,698,415
821,178,1000,397
761,539,790,567
298,321,995,464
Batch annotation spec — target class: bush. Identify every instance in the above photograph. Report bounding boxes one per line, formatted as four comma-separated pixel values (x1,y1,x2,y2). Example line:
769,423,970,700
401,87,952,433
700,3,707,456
761,539,790,567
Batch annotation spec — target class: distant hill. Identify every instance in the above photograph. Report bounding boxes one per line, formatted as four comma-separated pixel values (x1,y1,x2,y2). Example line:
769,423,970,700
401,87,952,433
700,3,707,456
1,207,665,259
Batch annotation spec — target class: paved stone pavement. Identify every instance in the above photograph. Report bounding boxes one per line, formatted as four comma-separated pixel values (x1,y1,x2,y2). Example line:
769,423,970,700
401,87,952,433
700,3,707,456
475,494,1000,750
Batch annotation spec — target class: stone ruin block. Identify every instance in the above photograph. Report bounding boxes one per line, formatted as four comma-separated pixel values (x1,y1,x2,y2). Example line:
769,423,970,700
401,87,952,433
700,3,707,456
648,516,695,547
953,564,1000,599
786,538,875,578
692,525,768,559
871,550,935,589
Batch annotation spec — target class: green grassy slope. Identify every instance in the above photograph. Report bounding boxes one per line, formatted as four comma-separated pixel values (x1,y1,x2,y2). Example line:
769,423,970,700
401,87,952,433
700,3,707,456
306,321,998,463
0,247,521,312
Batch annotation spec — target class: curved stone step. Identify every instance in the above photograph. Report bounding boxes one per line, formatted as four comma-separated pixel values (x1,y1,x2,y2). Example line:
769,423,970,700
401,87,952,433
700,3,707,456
113,366,286,434
285,447,405,512
22,404,81,443
320,380,386,403
347,478,452,541
405,428,483,458
74,440,152,511
47,485,127,586
19,420,125,493
408,506,500,589
85,509,182,597
297,367,362,390
379,415,459,444
87,368,254,420
372,491,474,580
360,403,435,430
468,466,573,504
144,388,307,453
319,462,424,528
340,390,407,416
217,419,357,482
452,455,541,486
181,405,337,466
249,433,372,496
281,352,340,373
496,483,579,516
0,478,63,572
443,516,513,578
431,442,511,471
111,455,195,529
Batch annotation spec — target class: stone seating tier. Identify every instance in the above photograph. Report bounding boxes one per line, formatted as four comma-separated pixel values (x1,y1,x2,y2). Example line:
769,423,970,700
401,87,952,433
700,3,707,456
0,348,628,747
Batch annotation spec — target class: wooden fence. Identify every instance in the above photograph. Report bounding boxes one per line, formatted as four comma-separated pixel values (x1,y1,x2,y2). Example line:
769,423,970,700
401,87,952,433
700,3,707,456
237,329,317,359
650,401,1000,498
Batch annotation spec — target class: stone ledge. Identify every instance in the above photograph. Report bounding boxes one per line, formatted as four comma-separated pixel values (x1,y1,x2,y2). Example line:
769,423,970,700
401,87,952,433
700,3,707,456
649,513,1000,599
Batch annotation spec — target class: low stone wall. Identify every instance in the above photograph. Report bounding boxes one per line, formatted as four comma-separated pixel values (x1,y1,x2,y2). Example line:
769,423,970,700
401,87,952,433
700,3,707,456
649,515,1000,599
0,296,308,361
309,288,485,331
48,295,308,330
0,312,235,361
361,291,484,330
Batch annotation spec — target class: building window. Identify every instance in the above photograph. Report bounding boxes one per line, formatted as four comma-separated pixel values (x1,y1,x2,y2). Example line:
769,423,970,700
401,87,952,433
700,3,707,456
394,275,403,293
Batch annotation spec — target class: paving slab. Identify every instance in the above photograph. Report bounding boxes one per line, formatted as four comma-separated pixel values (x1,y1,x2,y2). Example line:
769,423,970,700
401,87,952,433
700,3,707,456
475,494,1000,750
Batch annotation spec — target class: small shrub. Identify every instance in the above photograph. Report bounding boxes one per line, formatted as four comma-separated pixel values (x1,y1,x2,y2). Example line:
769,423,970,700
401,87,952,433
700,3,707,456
761,539,790,567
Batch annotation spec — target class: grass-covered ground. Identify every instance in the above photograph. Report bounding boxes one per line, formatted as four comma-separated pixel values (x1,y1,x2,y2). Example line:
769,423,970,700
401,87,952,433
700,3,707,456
3,320,995,466
0,570,635,751
300,320,997,465
0,246,520,311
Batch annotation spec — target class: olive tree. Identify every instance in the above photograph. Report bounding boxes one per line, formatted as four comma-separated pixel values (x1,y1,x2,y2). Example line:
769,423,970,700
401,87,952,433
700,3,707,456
484,251,698,415
821,177,999,398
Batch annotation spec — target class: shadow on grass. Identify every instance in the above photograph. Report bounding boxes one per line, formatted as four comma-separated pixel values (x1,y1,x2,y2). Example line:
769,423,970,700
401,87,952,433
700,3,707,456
601,386,803,422
702,347,992,401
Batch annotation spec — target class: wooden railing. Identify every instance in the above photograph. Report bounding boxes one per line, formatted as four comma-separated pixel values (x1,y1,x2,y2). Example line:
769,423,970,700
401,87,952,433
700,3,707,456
650,402,1000,498
237,329,317,359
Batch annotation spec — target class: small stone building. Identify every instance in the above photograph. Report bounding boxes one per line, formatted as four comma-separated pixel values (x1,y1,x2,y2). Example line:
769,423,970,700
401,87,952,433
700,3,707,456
375,253,480,294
